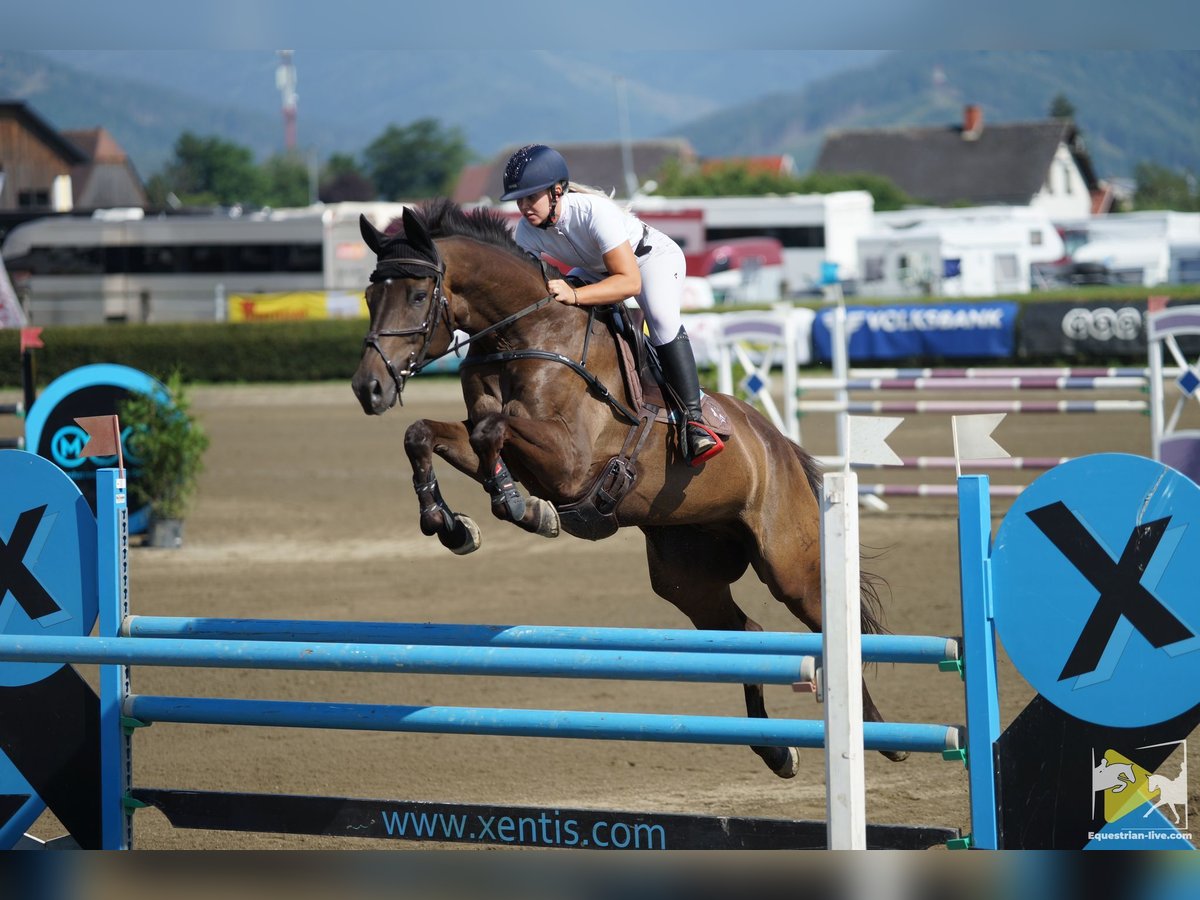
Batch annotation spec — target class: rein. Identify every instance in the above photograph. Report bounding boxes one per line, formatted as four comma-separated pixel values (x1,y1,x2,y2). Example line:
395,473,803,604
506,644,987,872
365,247,639,425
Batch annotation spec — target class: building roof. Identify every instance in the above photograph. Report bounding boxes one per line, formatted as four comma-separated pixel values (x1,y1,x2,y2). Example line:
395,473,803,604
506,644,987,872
63,127,148,209
0,100,89,164
814,117,1100,207
700,155,795,177
454,139,697,204
62,127,128,164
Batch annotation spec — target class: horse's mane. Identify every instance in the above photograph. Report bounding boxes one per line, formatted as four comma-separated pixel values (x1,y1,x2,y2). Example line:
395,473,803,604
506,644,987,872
385,198,536,269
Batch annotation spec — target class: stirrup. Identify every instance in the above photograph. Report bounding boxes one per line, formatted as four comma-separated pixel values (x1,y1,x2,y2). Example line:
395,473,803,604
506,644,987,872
685,421,724,467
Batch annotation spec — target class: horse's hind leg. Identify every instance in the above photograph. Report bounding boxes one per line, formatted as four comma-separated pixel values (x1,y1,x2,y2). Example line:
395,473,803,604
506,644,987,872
744,510,909,763
643,526,799,779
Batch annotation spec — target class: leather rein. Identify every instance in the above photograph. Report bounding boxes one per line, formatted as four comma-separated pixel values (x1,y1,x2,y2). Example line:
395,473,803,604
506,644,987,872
364,250,639,425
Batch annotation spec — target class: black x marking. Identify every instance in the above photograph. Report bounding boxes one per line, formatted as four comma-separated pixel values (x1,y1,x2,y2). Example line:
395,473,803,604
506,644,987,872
1027,501,1195,681
0,505,60,621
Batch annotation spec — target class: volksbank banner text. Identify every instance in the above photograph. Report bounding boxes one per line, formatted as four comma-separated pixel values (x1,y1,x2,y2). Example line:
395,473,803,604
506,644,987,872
812,302,1019,362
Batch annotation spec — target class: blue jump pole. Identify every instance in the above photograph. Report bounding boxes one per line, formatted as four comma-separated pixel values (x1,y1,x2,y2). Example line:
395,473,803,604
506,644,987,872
124,694,964,755
124,617,959,666
0,634,820,686
957,475,1002,850
96,468,129,851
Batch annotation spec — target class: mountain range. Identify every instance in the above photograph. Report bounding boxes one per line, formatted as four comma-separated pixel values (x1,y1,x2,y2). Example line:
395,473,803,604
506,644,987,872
1,50,1196,184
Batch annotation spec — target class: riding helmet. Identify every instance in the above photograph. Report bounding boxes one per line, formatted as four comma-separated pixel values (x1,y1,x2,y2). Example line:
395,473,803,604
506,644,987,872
499,145,569,201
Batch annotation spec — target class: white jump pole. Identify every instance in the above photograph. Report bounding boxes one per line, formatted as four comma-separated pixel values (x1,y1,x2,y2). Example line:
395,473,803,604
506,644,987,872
820,464,867,849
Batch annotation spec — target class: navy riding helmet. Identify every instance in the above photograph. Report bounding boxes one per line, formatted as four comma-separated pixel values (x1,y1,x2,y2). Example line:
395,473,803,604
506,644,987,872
500,145,569,201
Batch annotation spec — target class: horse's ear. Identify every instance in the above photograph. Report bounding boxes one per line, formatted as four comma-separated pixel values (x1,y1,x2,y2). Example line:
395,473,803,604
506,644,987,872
402,206,437,259
359,214,387,256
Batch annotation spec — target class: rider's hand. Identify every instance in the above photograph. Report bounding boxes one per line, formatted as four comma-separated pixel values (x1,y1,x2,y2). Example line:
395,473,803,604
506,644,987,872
548,279,579,306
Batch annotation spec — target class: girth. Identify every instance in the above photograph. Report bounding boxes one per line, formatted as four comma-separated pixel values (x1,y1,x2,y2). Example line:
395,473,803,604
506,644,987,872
555,408,659,541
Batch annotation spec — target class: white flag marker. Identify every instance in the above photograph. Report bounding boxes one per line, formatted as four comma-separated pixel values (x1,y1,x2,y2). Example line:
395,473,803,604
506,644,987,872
952,413,1010,477
847,416,904,469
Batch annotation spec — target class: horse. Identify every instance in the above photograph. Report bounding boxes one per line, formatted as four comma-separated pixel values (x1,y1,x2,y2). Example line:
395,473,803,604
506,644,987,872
350,198,906,778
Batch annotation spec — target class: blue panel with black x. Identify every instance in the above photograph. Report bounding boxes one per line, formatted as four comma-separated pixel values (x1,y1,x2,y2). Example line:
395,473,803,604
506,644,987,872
0,449,99,847
993,453,1200,729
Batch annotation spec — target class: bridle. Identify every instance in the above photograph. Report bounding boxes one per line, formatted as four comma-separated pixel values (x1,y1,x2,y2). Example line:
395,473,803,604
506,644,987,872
362,241,638,425
362,253,452,402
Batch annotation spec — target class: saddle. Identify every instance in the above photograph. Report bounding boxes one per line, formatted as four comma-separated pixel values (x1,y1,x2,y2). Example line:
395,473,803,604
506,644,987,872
606,303,731,438
555,300,731,542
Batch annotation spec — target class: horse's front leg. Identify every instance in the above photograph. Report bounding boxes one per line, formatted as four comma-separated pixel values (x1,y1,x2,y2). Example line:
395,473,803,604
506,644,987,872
404,419,482,555
469,412,560,539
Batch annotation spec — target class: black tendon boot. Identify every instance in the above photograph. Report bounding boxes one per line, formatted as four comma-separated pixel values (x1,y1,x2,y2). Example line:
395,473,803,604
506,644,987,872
656,327,724,466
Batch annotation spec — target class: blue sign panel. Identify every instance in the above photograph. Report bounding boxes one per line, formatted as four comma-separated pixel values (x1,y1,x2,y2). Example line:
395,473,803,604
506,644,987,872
0,449,98,846
24,364,164,534
812,302,1018,362
993,454,1200,728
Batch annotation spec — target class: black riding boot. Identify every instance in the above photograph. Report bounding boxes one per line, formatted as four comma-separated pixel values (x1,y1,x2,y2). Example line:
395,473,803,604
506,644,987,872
656,326,723,466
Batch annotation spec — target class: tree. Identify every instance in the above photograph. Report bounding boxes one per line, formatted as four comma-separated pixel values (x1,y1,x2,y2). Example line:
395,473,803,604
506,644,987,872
152,132,264,207
1049,93,1076,120
261,154,313,207
1133,161,1200,212
362,119,472,200
652,160,914,211
319,153,376,202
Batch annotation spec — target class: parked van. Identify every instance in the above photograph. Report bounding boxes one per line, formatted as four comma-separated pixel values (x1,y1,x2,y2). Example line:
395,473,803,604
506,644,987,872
685,237,786,303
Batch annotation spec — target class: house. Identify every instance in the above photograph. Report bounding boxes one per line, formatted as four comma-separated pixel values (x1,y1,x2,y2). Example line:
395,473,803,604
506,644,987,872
0,100,86,213
813,105,1108,219
699,155,796,178
62,127,149,210
453,139,698,204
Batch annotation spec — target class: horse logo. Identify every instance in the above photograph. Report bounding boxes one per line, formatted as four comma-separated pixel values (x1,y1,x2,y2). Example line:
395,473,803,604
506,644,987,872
1093,757,1136,795
1092,743,1191,830
1143,755,1188,825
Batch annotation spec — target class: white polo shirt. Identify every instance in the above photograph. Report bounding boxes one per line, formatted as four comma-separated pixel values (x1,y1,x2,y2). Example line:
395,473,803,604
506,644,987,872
513,192,645,280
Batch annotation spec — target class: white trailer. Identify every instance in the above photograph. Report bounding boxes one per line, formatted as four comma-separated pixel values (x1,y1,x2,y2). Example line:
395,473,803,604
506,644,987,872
856,221,1033,297
630,191,876,294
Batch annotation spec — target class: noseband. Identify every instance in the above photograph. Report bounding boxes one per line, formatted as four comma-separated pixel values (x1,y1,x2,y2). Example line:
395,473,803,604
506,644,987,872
363,253,453,400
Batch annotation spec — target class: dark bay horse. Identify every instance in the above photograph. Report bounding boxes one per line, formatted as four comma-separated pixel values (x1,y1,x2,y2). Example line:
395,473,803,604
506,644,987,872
351,199,905,777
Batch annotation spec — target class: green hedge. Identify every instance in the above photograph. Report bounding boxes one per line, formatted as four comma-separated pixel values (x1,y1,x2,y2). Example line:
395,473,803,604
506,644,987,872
0,320,368,388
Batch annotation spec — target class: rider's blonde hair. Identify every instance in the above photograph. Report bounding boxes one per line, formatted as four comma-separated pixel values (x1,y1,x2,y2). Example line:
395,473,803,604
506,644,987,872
565,182,632,213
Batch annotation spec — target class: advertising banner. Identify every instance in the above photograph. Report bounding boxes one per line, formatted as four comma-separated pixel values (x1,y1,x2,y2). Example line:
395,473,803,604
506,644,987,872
1016,299,1200,360
811,302,1019,362
228,291,368,322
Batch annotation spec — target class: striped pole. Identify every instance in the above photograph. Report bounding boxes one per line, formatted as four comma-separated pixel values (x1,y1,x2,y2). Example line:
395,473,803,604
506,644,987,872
820,456,1069,471
797,376,1149,391
845,366,1178,379
799,399,1148,415
858,483,1025,498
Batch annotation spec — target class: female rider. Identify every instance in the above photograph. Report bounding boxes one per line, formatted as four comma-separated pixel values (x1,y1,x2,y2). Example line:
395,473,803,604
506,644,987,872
500,143,722,466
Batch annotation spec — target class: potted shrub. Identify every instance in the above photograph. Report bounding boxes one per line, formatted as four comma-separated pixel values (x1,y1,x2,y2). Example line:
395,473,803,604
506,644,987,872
120,370,209,548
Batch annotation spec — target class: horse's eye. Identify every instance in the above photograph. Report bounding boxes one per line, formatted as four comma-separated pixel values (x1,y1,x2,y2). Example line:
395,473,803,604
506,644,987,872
411,291,428,305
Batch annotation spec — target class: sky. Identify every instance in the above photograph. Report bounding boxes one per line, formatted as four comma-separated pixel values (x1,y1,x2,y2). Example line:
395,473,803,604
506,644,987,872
5,1,1197,51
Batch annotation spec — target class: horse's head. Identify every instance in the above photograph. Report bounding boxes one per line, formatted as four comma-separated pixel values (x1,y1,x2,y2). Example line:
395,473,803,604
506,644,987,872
352,208,456,415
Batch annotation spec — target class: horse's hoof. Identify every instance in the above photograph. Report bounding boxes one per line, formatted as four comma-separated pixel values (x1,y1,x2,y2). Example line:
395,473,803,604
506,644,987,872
530,498,560,539
446,515,481,556
772,747,800,779
881,749,909,763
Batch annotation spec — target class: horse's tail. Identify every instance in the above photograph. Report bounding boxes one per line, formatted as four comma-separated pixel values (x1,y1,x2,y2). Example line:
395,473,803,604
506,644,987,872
795,444,890,637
